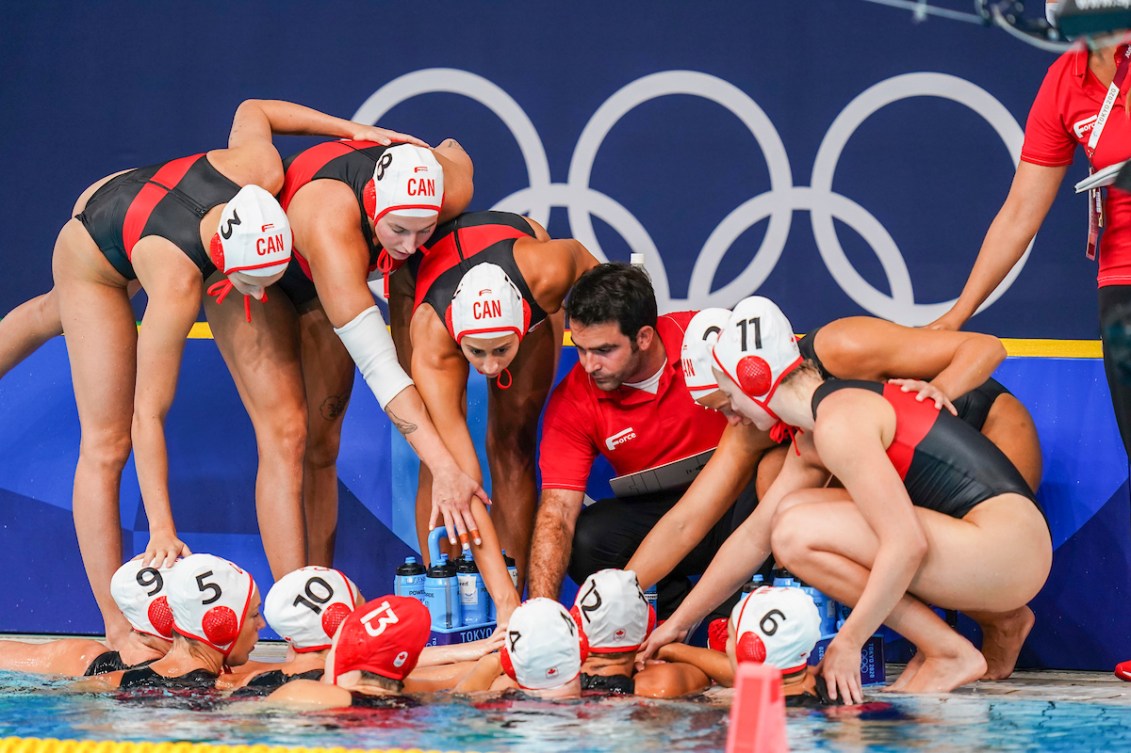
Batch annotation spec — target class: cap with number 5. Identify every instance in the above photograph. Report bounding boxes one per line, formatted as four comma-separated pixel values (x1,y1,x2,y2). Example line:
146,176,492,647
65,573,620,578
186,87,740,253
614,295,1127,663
110,560,176,641
167,553,258,657
730,586,821,674
265,566,361,652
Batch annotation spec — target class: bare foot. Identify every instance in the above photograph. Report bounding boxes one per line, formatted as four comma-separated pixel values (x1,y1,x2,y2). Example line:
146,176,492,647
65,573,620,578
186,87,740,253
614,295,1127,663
975,606,1034,680
901,642,986,694
882,652,924,693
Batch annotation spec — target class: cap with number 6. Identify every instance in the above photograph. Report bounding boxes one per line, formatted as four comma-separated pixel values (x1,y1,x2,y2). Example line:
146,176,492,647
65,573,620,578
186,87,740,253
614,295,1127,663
167,553,258,657
265,567,361,652
110,560,176,641
730,586,821,675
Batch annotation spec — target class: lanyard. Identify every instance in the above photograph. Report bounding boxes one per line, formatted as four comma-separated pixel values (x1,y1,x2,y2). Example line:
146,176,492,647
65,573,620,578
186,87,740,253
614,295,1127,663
1086,46,1131,260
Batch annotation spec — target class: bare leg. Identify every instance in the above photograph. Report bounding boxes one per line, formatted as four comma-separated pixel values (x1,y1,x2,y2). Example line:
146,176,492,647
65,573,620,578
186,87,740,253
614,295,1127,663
484,310,563,586
53,220,137,649
772,490,1049,694
205,278,308,578
0,290,62,379
298,303,354,567
966,605,1035,680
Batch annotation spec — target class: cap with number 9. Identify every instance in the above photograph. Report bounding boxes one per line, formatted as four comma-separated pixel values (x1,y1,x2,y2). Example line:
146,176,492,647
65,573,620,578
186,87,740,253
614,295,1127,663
265,566,361,652
110,560,176,641
167,553,258,656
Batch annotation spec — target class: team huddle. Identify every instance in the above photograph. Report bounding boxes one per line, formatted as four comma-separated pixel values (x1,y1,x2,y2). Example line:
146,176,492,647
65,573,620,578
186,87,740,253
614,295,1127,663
0,96,1060,707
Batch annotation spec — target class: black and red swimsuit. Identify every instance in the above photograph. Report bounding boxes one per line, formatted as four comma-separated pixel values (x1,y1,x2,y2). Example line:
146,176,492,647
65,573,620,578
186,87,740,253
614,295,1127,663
409,210,546,329
77,154,238,280
277,140,400,306
810,380,1040,519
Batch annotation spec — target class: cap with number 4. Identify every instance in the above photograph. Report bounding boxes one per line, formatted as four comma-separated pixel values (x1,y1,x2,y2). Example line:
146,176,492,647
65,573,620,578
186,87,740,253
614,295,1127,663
265,567,361,652
167,553,258,657
730,586,821,674
110,560,176,641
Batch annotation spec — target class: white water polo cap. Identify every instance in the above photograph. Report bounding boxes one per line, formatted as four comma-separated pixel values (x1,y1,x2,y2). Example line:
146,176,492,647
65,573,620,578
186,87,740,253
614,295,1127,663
110,559,176,641
500,598,588,691
363,144,444,223
446,263,531,343
571,569,655,654
265,567,361,652
167,554,258,656
208,184,293,286
731,586,821,674
712,296,803,422
681,308,732,402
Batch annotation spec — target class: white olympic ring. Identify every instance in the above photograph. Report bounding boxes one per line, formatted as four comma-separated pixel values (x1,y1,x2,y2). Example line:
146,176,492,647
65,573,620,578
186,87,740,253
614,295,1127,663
354,68,1026,324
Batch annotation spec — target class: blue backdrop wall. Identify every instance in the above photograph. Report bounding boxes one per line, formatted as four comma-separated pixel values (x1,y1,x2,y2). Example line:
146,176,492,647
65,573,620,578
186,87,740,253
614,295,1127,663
1,2,1128,670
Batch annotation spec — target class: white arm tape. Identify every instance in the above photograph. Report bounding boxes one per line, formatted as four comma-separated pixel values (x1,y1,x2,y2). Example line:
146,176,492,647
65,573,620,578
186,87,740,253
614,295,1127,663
333,305,414,410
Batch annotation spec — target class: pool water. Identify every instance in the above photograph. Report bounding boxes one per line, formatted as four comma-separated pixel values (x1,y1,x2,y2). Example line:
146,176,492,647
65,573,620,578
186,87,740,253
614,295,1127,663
0,672,1128,752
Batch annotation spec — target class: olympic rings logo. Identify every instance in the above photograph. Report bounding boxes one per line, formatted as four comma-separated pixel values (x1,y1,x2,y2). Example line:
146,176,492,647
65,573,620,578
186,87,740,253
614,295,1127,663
355,69,1028,324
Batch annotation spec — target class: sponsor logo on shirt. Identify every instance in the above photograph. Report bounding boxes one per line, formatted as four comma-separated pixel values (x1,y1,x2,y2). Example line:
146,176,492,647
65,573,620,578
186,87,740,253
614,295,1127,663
605,427,637,451
1074,115,1098,140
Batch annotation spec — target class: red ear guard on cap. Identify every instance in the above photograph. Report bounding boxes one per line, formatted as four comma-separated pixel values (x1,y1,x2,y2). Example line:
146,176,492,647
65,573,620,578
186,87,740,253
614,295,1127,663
736,355,773,397
736,631,768,664
147,596,175,640
363,179,377,222
209,233,226,273
321,601,353,641
201,605,240,647
500,632,517,681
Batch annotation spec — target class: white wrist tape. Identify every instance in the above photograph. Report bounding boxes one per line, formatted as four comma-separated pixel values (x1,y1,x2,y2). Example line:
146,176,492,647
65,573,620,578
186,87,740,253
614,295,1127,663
334,305,414,410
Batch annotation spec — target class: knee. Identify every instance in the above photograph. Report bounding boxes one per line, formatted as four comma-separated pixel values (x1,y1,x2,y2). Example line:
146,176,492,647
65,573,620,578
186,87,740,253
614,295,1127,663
304,424,342,470
485,424,535,470
80,429,132,470
255,406,307,465
566,507,620,580
769,502,811,571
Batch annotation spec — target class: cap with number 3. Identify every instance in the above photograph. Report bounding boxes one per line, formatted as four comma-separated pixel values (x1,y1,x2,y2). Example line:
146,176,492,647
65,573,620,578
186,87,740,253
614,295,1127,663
167,553,257,656
265,566,361,652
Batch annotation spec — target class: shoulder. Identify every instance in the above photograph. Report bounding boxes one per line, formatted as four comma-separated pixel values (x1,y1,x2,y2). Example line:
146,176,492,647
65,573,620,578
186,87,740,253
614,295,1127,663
266,679,351,708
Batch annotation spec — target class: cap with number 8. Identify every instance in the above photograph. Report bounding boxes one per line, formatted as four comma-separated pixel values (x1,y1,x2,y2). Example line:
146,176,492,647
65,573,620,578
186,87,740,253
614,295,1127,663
265,566,361,652
168,553,257,656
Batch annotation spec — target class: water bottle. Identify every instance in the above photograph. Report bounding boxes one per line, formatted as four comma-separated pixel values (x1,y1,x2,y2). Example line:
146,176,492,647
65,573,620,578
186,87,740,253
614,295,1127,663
630,252,651,280
394,556,427,600
799,582,838,636
456,551,489,626
643,583,658,613
742,573,766,594
488,549,521,622
423,554,461,630
772,567,799,589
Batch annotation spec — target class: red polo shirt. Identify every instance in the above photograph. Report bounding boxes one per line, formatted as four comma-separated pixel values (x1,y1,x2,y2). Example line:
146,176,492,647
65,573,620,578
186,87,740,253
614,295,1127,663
539,312,728,492
1022,44,1131,287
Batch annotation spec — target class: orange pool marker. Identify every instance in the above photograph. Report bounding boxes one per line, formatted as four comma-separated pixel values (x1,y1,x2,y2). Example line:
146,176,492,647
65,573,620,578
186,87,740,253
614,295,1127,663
726,663,788,753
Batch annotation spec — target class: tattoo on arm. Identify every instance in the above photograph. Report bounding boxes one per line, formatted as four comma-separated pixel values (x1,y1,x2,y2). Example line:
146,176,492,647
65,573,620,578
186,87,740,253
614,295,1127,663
387,409,418,436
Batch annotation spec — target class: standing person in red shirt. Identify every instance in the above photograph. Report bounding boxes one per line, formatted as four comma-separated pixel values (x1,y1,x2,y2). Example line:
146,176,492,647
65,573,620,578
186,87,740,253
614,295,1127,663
930,29,1131,455
527,263,774,616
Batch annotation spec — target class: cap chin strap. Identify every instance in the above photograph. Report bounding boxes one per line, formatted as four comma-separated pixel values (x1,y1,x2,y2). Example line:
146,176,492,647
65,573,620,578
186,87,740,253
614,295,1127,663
496,368,513,390
207,279,261,324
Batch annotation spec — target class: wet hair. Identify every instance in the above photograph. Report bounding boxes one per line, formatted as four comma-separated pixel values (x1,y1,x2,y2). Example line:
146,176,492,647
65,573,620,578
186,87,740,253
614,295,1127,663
780,359,822,388
565,263,657,340
358,671,404,694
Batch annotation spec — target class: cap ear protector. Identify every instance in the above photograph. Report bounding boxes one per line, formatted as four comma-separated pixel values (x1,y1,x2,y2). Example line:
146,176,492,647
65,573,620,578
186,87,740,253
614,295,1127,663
363,179,378,222
321,601,353,641
209,233,226,272
201,605,240,647
147,596,175,639
500,630,517,681
735,355,773,398
736,631,769,664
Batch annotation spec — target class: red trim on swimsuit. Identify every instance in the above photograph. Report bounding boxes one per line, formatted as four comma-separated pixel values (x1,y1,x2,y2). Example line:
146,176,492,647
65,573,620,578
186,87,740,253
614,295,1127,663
122,154,203,258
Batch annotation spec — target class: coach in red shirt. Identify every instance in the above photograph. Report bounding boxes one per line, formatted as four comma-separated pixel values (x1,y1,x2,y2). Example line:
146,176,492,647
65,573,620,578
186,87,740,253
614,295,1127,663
527,264,771,616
